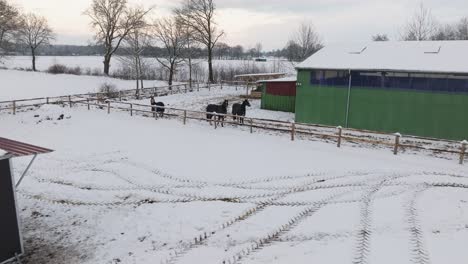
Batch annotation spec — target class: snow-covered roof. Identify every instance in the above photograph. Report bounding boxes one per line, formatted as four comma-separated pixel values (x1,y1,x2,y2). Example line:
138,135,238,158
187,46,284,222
257,76,297,83
296,41,468,74
235,73,287,78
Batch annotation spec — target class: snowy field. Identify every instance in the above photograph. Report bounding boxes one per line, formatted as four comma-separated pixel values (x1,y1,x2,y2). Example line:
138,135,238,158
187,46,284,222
1,56,295,76
0,69,170,101
1,100,468,264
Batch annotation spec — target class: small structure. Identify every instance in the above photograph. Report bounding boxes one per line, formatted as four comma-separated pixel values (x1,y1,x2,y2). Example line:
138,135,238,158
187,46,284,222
258,77,297,113
295,41,468,140
234,73,288,97
0,138,52,264
234,73,287,83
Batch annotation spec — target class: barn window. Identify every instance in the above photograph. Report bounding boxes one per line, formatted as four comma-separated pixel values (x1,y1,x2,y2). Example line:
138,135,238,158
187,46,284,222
310,70,349,86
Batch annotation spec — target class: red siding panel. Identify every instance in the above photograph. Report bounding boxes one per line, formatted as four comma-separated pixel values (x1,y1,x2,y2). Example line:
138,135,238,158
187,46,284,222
266,82,296,96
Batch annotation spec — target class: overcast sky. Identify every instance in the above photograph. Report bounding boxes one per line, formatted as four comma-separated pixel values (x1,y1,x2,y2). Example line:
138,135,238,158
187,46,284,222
11,0,468,50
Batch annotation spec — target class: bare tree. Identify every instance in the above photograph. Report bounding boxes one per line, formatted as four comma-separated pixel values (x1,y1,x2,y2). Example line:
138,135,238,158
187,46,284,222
431,17,468,40
372,34,389,41
152,17,186,86
292,22,323,62
456,17,468,40
175,0,224,83
84,0,152,75
255,42,263,57
0,0,21,60
431,24,458,40
119,27,151,96
181,23,198,88
284,40,301,62
214,42,229,59
401,3,438,41
231,45,244,59
16,13,54,71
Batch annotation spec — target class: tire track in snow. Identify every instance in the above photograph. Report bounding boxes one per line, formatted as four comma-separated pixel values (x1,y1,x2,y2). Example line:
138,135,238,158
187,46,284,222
158,174,367,264
352,173,413,264
220,188,363,264
407,185,431,264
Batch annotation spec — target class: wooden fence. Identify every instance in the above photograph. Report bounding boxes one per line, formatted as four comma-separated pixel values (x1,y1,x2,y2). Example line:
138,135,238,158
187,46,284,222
1,83,467,165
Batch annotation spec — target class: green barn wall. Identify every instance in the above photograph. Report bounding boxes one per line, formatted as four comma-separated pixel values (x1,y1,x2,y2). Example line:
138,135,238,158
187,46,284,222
261,84,296,113
295,70,468,140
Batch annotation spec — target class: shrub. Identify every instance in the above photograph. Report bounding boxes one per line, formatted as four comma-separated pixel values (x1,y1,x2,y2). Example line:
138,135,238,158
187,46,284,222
66,66,82,75
98,83,119,99
47,64,84,75
47,64,68,74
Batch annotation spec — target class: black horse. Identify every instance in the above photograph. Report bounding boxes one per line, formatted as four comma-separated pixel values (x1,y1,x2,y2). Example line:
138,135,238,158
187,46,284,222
232,99,251,124
206,100,229,127
155,102,165,117
151,96,165,117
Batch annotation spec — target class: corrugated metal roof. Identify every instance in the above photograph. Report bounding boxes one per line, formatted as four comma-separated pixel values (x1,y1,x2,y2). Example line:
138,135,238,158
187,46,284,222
0,137,53,157
296,41,468,74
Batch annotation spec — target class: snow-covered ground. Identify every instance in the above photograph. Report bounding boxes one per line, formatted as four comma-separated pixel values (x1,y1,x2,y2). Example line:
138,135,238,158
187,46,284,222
0,69,169,101
1,102,467,264
1,56,296,76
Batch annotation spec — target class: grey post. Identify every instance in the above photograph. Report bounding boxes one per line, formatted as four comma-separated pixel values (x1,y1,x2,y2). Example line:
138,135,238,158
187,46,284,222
337,126,343,148
393,133,401,155
291,122,296,141
460,140,468,165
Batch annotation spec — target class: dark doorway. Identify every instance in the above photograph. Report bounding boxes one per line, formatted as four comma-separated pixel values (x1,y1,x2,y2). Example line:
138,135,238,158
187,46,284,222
0,158,23,264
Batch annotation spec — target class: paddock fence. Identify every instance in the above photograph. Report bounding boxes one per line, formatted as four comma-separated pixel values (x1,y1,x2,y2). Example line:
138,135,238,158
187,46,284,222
0,83,467,165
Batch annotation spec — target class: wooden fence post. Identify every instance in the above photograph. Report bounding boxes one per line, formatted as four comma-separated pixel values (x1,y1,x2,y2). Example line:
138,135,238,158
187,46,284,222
68,95,72,108
460,140,467,165
107,101,110,114
250,119,253,134
337,126,343,148
184,84,188,93
220,81,223,90
214,118,218,129
291,122,296,141
87,98,90,110
130,104,133,116
393,133,401,155
12,101,16,115
208,83,211,92
119,91,122,101
183,110,187,125
46,97,49,104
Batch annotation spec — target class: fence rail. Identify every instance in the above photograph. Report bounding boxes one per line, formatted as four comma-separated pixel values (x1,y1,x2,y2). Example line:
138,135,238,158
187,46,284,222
1,83,467,165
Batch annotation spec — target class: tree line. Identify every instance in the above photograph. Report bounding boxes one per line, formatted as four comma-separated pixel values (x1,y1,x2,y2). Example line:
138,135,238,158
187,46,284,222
373,3,468,41
2,0,468,85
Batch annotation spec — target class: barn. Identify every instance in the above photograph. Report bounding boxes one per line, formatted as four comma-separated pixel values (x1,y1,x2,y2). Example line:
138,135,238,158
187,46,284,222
295,41,468,140
258,77,297,113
